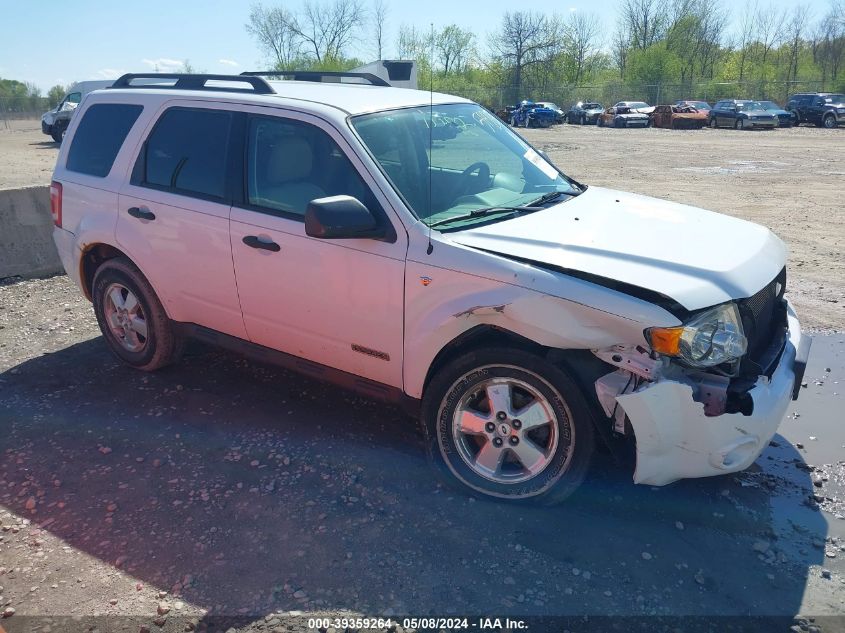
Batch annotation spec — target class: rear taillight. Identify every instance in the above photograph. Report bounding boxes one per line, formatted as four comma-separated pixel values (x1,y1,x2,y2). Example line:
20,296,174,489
50,181,62,227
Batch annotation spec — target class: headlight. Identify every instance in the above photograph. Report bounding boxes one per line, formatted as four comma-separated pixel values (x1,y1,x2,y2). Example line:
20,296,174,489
645,303,747,368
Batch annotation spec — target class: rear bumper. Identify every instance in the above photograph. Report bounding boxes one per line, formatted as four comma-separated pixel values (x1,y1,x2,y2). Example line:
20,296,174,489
52,226,82,290
617,300,807,486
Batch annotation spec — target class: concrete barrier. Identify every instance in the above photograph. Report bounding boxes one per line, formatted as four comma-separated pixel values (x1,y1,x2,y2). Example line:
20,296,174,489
0,185,62,279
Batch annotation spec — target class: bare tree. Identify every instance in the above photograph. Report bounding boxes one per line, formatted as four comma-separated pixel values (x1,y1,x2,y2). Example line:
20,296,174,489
372,0,388,59
620,0,669,50
752,4,786,76
665,0,728,82
293,0,366,63
812,0,845,83
562,12,603,84
397,24,431,64
735,1,757,80
783,5,811,81
490,11,559,101
435,25,475,74
246,0,365,66
245,3,303,68
611,23,631,77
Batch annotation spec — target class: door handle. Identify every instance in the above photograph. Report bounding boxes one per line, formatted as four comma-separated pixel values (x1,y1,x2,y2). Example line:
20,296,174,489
242,235,281,252
127,207,156,221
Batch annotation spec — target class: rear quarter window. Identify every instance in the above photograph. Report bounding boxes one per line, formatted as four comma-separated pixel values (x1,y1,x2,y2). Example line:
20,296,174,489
66,103,143,178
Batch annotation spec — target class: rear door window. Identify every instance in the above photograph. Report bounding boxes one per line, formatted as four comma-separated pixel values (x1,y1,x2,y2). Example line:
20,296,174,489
138,107,233,200
65,103,143,178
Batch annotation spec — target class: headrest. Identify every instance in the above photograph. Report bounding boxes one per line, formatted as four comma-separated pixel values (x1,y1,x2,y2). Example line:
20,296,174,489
266,136,313,183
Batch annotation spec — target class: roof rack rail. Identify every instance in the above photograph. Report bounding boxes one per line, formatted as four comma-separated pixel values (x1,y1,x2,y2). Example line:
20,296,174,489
240,70,390,87
110,73,275,94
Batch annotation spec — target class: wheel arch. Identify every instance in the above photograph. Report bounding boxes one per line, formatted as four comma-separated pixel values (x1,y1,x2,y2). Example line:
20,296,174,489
419,324,621,459
79,244,168,318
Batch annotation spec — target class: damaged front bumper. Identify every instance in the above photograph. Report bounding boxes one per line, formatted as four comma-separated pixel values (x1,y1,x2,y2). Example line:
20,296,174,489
602,301,809,486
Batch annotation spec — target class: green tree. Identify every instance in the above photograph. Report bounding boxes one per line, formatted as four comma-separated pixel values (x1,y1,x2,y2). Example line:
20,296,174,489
48,84,67,105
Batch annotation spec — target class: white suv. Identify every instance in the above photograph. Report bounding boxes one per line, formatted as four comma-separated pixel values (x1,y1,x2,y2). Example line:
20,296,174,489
51,73,810,503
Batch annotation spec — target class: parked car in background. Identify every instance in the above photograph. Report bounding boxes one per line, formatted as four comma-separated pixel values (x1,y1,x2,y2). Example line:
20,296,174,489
675,100,712,113
613,100,655,115
566,101,604,125
650,104,708,129
41,80,114,143
708,100,778,130
786,92,845,128
535,101,565,123
757,100,796,127
495,105,517,123
509,100,557,128
597,106,650,128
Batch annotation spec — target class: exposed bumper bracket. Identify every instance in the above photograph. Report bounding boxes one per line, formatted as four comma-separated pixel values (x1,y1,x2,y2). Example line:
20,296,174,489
791,333,812,400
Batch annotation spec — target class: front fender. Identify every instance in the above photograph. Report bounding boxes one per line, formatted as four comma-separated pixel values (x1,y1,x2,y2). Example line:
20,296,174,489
403,262,666,400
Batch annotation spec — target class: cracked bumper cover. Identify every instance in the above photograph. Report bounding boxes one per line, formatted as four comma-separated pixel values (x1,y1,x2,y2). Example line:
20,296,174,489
617,300,807,486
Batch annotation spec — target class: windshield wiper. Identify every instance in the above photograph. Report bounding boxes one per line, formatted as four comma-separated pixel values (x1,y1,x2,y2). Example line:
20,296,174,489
526,190,568,206
428,206,540,229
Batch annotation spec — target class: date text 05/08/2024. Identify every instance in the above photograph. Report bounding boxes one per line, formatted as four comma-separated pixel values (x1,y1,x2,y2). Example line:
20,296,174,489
307,617,528,630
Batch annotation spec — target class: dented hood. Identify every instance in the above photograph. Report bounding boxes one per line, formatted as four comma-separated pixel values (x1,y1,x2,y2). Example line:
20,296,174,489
449,186,786,311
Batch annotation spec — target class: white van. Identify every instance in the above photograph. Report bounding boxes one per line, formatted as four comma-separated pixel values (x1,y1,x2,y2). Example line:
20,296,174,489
41,80,114,143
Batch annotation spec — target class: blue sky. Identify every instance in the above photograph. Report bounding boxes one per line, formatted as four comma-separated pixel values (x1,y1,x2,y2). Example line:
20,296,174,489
0,0,823,93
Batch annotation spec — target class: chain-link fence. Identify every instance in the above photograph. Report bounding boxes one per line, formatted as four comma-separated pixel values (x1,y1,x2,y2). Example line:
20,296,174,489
456,80,843,110
0,97,54,126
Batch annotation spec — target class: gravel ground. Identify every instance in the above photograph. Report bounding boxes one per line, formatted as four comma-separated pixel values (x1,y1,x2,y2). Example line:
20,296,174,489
1,119,845,632
2,279,845,632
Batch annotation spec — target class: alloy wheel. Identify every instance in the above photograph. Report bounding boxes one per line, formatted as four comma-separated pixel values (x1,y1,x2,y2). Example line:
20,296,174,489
103,283,148,353
451,377,563,484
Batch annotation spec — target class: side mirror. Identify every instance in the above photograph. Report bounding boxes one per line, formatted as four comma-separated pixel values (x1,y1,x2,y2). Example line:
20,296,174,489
305,195,385,240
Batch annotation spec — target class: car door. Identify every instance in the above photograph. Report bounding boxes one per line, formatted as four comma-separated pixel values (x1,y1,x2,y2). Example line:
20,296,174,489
229,110,406,389
810,96,826,122
711,102,724,126
117,102,248,340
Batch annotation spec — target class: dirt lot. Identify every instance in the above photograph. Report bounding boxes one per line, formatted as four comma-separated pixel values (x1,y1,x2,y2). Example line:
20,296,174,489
1,119,845,632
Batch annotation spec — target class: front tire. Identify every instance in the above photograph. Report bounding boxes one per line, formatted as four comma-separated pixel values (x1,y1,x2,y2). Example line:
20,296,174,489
92,257,184,371
422,348,595,504
50,122,66,143
823,114,837,129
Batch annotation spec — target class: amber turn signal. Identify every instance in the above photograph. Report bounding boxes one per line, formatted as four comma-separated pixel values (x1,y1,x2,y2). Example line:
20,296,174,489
646,327,684,356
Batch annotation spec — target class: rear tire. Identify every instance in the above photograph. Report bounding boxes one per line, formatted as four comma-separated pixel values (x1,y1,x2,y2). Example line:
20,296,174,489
92,257,184,371
421,347,595,504
709,118,717,129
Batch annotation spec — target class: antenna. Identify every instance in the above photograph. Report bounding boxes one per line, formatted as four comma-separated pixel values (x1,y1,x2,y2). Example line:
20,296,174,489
426,22,435,255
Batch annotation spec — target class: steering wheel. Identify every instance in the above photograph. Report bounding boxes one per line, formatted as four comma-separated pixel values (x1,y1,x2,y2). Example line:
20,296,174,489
453,161,491,201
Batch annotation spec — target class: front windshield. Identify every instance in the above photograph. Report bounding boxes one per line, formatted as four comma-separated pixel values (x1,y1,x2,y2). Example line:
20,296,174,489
737,101,764,111
824,94,845,103
690,101,710,109
759,101,779,110
351,103,579,229
584,102,602,109
628,102,649,109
